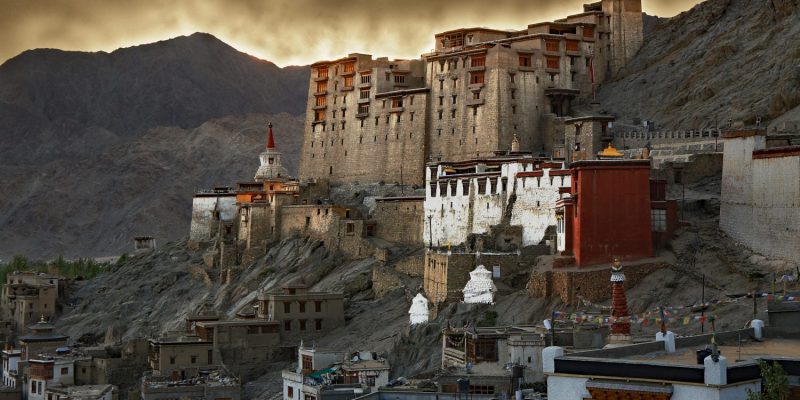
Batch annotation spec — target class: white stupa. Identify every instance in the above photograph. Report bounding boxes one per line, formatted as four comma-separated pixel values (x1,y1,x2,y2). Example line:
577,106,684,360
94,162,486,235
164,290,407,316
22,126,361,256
254,123,289,182
462,265,496,304
408,293,430,325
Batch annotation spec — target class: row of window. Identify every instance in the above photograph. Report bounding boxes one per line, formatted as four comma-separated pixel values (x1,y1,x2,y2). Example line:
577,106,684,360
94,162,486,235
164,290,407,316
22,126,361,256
282,300,323,313
284,319,324,331
317,72,406,91
316,62,355,79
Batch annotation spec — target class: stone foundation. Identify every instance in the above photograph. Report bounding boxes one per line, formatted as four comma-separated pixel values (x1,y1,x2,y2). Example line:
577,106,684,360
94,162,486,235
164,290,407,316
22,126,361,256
527,262,670,304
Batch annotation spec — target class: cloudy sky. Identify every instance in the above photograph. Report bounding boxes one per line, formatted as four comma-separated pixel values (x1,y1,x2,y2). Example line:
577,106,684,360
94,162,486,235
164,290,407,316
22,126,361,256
1,0,702,67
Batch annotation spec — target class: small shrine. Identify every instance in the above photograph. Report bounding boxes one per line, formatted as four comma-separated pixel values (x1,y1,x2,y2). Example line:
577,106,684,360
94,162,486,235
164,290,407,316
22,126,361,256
254,123,289,182
608,259,633,345
462,265,496,304
408,293,430,325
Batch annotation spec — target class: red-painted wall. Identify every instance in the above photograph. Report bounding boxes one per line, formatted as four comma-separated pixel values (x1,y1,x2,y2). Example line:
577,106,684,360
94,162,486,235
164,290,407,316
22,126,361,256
569,161,654,267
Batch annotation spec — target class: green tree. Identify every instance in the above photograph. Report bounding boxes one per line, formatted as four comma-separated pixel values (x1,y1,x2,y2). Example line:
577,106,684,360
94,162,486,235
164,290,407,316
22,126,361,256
747,360,789,400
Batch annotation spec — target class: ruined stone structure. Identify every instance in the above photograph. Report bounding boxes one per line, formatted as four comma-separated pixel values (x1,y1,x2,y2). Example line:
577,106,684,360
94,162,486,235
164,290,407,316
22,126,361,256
424,156,570,249
720,129,800,263
299,0,644,185
188,187,237,245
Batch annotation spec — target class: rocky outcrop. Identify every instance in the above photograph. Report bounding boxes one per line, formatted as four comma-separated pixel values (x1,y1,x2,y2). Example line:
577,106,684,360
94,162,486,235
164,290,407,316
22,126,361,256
594,0,800,129
0,33,309,259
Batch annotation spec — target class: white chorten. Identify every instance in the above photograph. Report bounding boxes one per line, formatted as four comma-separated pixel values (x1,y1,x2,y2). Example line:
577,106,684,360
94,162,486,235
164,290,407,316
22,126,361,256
462,265,496,304
408,293,430,325
254,123,289,182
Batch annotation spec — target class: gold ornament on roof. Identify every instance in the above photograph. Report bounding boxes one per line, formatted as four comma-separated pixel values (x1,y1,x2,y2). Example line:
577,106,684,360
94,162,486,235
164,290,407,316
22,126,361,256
598,143,624,159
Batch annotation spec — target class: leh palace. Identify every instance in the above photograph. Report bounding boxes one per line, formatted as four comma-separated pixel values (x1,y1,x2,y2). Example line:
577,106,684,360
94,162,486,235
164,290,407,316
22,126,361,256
179,1,800,399
6,1,800,400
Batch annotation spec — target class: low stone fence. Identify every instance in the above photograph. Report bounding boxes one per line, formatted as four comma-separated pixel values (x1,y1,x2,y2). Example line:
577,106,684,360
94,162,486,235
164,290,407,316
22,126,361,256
527,262,671,304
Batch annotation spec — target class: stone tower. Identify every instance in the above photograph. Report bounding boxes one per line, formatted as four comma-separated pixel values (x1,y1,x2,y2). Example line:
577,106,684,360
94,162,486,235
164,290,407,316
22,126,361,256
603,0,644,75
609,259,632,344
255,123,289,182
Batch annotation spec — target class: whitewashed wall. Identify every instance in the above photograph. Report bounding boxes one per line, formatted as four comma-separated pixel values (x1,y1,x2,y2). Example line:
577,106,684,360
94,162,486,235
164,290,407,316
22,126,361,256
189,195,238,242
424,162,569,248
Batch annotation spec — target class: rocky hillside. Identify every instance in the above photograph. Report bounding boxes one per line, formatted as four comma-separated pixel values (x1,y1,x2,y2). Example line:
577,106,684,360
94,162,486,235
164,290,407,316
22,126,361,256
52,179,791,398
594,0,800,129
0,33,309,259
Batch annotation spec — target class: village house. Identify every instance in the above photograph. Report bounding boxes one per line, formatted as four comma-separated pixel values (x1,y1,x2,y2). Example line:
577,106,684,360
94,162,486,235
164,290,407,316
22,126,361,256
282,346,390,400
18,318,68,361
1,272,61,334
147,337,213,380
192,319,281,374
25,349,98,400
2,348,22,389
256,282,345,340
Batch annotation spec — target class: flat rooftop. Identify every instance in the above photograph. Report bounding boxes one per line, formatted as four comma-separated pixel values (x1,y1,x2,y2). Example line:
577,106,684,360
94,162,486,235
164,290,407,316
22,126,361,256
48,384,114,396
626,338,800,366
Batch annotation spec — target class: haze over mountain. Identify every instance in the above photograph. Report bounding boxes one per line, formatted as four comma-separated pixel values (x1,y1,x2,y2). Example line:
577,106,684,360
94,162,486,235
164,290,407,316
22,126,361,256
0,33,308,260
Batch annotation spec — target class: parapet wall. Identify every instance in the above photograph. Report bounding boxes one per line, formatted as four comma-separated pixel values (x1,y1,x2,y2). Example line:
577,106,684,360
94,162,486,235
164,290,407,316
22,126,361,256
372,198,424,245
612,129,723,149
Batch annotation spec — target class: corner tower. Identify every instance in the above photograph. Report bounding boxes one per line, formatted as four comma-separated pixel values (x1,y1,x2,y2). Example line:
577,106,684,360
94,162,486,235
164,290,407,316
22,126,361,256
255,123,289,182
602,0,643,75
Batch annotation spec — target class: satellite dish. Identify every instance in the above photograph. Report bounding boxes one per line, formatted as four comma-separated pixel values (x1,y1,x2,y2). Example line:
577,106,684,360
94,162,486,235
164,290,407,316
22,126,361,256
544,319,552,330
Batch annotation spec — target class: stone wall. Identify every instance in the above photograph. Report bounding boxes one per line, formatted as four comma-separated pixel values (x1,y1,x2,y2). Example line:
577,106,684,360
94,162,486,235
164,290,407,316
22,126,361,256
189,194,237,243
527,262,669,304
372,265,402,298
372,198,424,245
748,152,800,262
612,129,722,150
603,0,644,75
395,254,424,277
279,205,346,243
720,134,800,260
424,163,570,248
299,55,429,186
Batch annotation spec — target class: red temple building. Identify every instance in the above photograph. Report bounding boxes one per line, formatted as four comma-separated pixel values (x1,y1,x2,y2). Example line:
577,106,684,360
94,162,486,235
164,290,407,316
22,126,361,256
556,159,678,267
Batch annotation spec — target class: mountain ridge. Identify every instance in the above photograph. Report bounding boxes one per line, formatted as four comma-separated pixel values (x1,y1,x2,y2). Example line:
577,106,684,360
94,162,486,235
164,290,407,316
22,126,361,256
0,33,308,259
